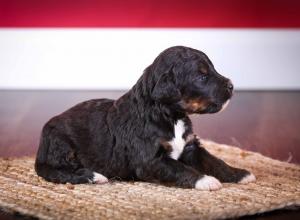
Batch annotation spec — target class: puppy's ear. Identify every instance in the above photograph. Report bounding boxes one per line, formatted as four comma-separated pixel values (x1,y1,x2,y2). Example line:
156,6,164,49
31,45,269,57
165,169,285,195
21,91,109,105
152,70,181,103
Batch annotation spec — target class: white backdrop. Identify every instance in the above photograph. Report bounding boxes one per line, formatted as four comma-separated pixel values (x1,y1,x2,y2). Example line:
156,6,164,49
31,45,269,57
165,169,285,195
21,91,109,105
0,28,300,90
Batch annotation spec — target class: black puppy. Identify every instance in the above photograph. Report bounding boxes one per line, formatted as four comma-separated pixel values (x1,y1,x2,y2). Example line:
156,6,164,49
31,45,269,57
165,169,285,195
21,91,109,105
35,46,255,190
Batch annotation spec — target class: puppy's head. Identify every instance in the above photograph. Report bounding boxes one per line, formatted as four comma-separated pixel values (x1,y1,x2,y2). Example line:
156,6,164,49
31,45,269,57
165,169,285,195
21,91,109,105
150,46,233,114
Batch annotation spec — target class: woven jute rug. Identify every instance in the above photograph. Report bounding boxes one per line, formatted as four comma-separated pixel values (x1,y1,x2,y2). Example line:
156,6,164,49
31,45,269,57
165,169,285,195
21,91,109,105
0,140,299,220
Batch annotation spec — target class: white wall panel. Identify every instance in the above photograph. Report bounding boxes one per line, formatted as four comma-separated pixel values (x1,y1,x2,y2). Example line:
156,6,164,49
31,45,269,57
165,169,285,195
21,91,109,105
0,28,299,90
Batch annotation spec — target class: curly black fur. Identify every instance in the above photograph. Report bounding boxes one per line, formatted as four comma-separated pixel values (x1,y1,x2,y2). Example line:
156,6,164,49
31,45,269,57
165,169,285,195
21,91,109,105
35,46,251,188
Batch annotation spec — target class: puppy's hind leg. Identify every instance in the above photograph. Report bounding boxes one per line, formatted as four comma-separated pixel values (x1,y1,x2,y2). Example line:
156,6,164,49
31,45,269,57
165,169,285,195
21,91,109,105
35,164,108,184
35,129,108,184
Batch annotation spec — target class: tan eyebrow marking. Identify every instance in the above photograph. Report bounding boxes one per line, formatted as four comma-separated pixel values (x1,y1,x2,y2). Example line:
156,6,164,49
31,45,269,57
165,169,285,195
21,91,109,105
200,66,208,74
199,62,209,74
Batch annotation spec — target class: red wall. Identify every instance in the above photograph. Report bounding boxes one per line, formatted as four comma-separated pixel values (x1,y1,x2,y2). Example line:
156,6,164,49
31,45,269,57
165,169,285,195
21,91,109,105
1,0,300,28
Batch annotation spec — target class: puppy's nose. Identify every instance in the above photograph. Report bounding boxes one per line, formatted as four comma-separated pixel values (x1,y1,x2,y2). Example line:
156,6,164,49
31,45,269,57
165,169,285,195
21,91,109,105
226,80,234,92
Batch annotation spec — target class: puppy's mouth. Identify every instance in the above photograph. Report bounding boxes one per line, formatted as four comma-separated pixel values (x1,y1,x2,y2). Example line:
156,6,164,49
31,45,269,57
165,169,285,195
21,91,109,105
182,98,230,114
203,100,230,114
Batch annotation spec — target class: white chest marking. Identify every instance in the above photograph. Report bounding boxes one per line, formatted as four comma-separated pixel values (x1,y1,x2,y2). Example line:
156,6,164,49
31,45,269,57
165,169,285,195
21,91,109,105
168,120,186,160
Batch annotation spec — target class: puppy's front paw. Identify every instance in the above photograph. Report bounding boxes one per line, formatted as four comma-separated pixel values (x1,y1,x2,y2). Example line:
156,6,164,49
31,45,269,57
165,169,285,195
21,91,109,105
238,173,256,184
195,175,222,191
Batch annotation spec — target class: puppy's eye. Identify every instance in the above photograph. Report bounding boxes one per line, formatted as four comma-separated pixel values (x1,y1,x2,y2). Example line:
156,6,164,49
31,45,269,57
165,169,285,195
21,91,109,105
199,74,208,81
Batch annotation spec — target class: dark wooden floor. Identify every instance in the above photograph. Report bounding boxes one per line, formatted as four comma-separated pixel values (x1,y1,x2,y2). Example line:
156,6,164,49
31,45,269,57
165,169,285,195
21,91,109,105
0,90,299,219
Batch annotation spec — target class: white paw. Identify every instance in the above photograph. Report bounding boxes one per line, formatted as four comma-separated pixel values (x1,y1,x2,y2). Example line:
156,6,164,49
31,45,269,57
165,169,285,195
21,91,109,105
239,173,256,184
195,175,222,191
91,172,109,184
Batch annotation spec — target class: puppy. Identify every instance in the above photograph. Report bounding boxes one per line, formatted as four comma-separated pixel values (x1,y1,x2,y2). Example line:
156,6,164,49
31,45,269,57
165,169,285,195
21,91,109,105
35,46,255,190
